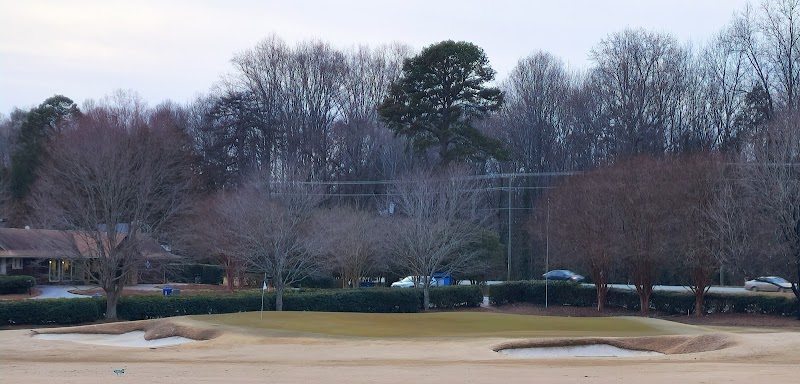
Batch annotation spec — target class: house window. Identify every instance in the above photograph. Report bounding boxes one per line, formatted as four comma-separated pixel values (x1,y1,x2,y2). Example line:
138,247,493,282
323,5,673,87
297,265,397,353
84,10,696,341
12,258,23,270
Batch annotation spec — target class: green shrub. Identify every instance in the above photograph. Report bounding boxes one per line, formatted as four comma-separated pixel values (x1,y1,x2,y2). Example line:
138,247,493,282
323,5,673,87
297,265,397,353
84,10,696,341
488,280,594,306
0,275,36,294
167,264,223,285
282,288,420,313
117,288,420,320
425,285,483,309
0,298,102,325
293,275,338,289
116,293,262,320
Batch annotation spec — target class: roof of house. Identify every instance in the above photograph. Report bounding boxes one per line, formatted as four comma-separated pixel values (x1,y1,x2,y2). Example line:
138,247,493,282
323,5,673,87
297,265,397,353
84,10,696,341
0,228,175,260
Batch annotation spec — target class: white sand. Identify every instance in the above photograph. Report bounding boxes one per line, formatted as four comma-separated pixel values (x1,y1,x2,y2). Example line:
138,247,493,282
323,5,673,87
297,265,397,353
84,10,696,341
498,344,664,358
33,331,195,348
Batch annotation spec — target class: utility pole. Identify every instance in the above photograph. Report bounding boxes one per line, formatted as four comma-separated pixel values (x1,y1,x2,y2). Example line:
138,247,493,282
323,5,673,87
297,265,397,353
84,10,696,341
507,176,513,282
545,197,550,308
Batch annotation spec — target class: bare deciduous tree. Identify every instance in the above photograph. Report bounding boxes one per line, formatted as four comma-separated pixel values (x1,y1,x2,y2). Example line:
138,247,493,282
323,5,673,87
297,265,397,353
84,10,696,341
499,51,571,173
219,176,323,311
387,169,490,309
315,207,387,288
610,157,677,314
173,193,245,291
545,168,618,311
30,94,195,319
742,111,800,318
590,29,690,155
673,154,725,316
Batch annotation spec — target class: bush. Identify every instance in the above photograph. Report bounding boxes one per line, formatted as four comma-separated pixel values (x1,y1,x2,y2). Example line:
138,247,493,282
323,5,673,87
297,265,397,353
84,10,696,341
116,293,262,320
0,298,102,325
0,275,36,294
293,275,338,289
115,288,421,320
488,280,594,306
167,264,223,285
281,289,420,313
425,285,483,309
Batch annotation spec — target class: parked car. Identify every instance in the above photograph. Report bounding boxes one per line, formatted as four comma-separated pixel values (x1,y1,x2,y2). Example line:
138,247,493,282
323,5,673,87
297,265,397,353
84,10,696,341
542,269,585,283
391,276,438,288
744,276,793,292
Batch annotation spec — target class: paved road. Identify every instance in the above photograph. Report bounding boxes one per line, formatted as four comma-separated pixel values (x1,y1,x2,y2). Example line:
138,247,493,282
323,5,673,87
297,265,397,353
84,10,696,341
31,285,93,299
600,283,747,294
29,284,168,300
461,280,748,293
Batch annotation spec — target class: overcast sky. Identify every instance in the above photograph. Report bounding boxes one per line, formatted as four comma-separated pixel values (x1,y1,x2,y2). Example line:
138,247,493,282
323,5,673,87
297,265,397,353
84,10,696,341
0,0,752,114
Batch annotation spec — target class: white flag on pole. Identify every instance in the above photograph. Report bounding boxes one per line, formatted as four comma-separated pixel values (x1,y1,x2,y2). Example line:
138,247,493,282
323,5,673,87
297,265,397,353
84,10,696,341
262,281,267,291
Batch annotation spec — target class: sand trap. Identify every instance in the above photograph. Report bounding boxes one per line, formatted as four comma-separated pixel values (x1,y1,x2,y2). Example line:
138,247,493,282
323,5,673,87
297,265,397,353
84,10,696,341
33,331,195,348
499,344,663,358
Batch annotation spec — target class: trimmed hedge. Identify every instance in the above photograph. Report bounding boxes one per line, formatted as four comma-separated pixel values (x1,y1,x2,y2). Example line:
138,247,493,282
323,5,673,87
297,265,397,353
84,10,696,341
118,289,425,320
0,275,36,294
488,280,594,306
0,288,425,325
489,280,799,317
1,284,508,326
0,298,101,325
425,285,483,309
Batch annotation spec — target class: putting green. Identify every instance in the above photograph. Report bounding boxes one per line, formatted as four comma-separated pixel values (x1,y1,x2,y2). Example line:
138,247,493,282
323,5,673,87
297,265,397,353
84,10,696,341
190,311,705,338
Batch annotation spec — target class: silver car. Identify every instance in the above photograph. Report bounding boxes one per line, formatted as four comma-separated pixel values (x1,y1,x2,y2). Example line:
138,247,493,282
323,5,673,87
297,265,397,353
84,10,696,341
744,276,793,292
390,276,438,288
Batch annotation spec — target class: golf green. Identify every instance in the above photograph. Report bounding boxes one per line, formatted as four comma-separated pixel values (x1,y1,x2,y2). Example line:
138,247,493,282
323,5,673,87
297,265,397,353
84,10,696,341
192,311,702,338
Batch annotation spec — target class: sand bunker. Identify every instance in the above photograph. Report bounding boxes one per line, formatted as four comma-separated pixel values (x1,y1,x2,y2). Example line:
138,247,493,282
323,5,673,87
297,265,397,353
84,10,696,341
29,319,220,348
499,344,663,358
494,333,736,358
33,331,194,348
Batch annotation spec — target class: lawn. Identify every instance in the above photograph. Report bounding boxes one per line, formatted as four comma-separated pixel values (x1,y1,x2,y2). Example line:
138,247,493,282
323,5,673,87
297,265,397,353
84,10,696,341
191,311,703,338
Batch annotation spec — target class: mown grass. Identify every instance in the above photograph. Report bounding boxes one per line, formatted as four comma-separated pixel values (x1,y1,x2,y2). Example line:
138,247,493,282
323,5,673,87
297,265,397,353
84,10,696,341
191,311,701,338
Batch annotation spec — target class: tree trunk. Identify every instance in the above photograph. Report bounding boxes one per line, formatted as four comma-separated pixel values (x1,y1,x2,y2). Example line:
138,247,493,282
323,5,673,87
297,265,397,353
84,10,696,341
224,260,235,292
794,259,800,320
595,283,607,311
275,283,285,311
637,288,651,315
105,288,120,320
694,289,705,317
422,285,430,310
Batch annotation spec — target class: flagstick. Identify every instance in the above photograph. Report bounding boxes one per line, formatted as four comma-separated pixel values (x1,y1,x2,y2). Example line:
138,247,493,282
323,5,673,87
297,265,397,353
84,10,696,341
260,272,267,320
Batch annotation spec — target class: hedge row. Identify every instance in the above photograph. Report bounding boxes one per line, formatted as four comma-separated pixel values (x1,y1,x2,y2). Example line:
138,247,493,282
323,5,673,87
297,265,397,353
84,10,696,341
489,281,799,316
0,298,101,325
425,285,483,309
0,275,36,294
0,285,482,325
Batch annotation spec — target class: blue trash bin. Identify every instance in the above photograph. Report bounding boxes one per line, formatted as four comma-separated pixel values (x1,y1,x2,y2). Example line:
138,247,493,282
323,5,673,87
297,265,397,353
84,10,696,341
162,285,173,296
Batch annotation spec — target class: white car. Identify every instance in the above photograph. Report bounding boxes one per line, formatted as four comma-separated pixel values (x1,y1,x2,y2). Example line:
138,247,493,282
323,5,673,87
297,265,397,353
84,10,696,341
744,276,793,292
391,276,437,288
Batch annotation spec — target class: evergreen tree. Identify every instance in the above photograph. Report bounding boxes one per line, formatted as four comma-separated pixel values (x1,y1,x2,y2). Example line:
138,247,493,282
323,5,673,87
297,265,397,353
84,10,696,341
9,95,80,223
378,40,508,165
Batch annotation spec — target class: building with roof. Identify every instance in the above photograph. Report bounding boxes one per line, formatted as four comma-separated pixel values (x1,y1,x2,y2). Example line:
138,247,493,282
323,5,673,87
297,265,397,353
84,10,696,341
0,227,176,284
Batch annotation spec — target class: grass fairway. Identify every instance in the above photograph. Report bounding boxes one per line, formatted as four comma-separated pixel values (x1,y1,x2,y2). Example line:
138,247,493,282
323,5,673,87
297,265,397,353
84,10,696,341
191,311,702,338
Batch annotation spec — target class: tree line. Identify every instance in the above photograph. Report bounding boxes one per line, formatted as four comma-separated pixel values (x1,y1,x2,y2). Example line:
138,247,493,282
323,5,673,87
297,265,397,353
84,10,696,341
1,0,799,318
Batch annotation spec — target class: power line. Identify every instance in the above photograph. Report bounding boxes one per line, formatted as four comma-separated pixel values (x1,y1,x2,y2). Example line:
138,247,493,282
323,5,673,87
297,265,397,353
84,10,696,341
289,171,580,186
